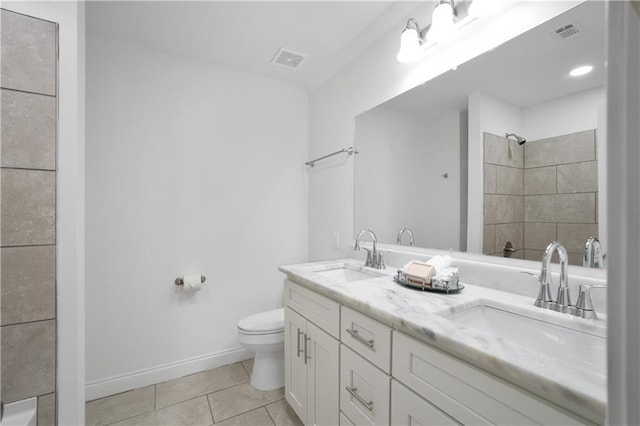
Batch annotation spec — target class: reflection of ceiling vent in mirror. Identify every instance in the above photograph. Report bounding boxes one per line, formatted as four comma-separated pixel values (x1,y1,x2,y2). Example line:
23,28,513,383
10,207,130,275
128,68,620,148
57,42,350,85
271,48,307,70
553,22,584,40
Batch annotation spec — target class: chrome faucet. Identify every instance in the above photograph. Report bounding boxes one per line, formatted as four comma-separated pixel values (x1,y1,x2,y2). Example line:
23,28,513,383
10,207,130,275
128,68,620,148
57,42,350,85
538,241,572,313
355,229,385,269
396,227,415,246
583,236,605,269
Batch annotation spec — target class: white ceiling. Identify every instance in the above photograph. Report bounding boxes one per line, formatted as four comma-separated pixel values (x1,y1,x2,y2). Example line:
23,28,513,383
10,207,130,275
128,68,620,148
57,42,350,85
87,1,423,91
381,1,606,116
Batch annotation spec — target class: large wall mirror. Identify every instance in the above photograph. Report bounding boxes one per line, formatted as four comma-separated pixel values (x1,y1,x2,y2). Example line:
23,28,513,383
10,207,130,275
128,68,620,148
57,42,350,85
354,1,605,266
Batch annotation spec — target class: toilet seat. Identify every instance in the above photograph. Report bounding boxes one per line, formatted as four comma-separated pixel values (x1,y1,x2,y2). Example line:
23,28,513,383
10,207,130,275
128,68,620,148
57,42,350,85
238,308,284,335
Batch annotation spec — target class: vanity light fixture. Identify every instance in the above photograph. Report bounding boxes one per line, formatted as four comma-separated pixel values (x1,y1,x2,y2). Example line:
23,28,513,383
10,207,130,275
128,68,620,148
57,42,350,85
396,0,472,63
569,64,594,77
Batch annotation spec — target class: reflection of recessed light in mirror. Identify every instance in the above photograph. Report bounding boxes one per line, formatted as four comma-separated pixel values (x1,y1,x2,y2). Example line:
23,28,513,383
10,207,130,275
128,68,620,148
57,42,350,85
569,65,594,77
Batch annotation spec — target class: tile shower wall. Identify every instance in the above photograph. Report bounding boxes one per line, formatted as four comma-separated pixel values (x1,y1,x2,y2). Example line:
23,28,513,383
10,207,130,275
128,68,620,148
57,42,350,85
1,8,57,423
483,131,598,266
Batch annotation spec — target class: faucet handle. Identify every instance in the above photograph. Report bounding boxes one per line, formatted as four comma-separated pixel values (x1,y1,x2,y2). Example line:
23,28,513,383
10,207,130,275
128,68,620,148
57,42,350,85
573,284,606,319
521,271,553,309
377,251,385,270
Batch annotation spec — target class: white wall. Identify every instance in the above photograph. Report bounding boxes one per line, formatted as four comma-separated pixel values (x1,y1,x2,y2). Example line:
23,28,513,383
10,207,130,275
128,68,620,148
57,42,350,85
85,35,308,399
308,1,581,261
354,106,463,249
3,1,86,423
467,88,606,253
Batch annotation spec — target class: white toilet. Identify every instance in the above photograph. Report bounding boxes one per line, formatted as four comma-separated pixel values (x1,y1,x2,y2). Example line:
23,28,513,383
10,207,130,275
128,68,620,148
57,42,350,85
237,307,285,390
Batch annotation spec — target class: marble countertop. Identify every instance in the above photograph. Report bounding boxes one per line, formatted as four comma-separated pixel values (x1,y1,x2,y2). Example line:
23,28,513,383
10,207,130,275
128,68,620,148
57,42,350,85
279,258,606,424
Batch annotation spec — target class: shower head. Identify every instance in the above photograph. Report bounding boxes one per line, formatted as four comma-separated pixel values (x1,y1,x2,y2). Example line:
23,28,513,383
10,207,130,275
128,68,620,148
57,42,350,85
505,133,527,145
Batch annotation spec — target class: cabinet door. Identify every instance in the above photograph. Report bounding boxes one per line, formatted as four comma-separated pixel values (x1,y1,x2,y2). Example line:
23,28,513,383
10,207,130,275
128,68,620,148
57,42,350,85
306,321,340,426
391,380,459,426
285,307,308,423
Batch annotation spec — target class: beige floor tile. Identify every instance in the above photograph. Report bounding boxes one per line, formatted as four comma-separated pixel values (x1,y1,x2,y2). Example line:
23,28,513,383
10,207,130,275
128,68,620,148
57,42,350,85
242,358,254,376
111,396,212,426
156,363,249,409
208,383,283,422
216,407,274,426
86,385,155,426
266,399,303,426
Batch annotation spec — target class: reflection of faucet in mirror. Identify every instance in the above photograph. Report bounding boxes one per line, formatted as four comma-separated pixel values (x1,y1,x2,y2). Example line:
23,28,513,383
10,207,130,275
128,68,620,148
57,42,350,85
584,236,605,269
396,227,415,246
355,229,385,269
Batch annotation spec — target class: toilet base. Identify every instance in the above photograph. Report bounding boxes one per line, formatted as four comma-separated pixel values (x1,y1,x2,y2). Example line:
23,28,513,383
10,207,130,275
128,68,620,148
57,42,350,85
250,349,285,391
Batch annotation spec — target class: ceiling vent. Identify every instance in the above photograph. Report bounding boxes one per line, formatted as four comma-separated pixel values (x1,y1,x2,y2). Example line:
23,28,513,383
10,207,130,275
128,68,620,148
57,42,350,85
552,22,584,40
271,48,307,70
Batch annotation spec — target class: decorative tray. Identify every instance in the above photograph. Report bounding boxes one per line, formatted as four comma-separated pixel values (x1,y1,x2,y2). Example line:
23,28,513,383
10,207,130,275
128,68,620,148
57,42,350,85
393,270,464,294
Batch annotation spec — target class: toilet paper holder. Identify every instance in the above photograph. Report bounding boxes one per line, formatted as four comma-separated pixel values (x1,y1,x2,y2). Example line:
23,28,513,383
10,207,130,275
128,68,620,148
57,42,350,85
175,275,206,286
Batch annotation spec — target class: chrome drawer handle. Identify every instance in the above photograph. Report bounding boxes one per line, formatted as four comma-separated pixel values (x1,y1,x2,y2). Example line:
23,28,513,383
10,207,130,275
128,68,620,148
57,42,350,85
346,328,374,348
345,386,373,411
304,335,311,364
297,329,304,357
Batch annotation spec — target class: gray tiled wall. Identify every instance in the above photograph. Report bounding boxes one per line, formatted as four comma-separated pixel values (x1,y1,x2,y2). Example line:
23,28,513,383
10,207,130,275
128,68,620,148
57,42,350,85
483,131,599,266
1,8,57,422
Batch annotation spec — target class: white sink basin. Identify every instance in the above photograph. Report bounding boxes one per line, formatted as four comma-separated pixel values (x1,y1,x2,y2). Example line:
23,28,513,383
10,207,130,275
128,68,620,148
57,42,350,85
440,300,606,373
315,266,382,283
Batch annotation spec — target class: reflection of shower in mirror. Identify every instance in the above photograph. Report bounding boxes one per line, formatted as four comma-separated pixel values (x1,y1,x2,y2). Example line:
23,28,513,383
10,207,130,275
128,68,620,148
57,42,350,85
505,132,527,145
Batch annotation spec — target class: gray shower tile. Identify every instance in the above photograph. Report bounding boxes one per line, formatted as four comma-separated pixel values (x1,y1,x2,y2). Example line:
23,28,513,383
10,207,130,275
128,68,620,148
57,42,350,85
0,10,56,95
495,223,524,254
557,161,598,193
567,252,584,266
524,130,596,168
557,223,599,253
86,385,155,426
1,89,56,170
37,393,56,426
155,362,248,409
484,194,523,225
496,166,523,195
483,225,496,255
217,407,274,426
524,223,556,250
111,396,212,426
1,246,55,325
484,133,523,168
207,383,283,423
1,320,55,403
524,167,556,195
1,169,55,246
524,193,596,223
484,164,497,194
266,399,303,426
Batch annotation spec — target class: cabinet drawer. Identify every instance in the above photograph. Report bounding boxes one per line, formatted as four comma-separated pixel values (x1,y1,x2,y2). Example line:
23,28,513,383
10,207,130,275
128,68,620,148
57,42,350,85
340,345,390,425
341,306,392,373
391,379,459,426
340,411,356,426
284,279,340,338
393,331,588,425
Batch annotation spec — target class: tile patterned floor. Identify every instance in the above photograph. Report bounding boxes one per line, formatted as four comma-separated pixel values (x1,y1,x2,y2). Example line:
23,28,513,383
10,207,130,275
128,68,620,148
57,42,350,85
86,359,303,426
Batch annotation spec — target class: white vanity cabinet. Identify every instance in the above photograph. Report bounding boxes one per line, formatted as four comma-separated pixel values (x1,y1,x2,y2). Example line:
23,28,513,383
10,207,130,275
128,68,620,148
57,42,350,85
284,280,340,426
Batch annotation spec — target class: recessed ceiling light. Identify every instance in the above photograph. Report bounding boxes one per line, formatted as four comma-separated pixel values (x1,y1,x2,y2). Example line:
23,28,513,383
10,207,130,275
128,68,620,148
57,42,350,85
569,65,593,77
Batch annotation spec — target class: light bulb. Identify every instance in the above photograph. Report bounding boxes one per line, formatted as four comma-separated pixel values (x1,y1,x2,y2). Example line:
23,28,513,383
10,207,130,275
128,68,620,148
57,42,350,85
569,65,594,77
427,2,455,43
396,27,423,63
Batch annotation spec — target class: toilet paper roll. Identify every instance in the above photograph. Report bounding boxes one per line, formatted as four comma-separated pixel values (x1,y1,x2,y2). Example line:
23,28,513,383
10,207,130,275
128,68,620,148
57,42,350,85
183,274,203,292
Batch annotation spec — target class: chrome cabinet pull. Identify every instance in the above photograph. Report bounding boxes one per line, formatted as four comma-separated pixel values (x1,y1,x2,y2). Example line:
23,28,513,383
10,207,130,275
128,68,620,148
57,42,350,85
304,335,311,364
345,386,373,411
296,329,304,357
346,328,374,348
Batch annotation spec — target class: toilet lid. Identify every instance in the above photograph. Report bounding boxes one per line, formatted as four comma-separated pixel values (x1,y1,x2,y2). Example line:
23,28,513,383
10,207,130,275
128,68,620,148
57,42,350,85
238,307,284,334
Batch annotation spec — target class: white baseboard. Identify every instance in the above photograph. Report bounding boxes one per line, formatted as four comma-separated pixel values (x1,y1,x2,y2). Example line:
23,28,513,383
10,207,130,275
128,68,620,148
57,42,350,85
85,346,253,401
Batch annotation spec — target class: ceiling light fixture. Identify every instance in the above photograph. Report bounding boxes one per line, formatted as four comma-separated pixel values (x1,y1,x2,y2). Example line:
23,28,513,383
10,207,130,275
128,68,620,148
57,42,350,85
569,65,594,77
396,0,473,63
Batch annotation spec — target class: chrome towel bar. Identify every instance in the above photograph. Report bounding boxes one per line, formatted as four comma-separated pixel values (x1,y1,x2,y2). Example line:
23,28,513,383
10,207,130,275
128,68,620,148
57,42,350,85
305,146,359,167
175,275,206,286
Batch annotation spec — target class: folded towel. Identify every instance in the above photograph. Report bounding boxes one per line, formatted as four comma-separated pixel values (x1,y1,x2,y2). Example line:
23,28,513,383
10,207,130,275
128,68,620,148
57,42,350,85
431,267,460,290
403,260,436,284
426,255,453,273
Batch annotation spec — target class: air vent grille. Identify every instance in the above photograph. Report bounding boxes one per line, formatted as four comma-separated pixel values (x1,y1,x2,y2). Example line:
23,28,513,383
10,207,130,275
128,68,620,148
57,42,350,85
553,23,582,40
271,48,307,69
